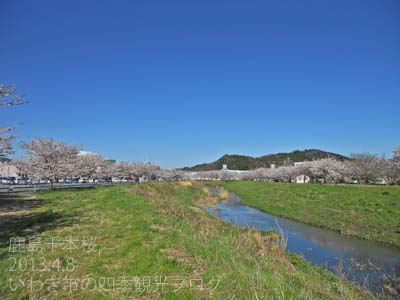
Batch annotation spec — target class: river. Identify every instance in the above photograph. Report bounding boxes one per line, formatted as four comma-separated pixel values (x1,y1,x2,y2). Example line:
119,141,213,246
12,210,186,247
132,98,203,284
205,189,400,298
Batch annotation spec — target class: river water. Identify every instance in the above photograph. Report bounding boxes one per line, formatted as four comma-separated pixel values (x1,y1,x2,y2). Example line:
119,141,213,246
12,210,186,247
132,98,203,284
205,190,400,297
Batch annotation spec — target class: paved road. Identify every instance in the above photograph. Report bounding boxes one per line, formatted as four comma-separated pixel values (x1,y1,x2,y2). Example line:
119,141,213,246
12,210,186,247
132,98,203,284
0,182,127,194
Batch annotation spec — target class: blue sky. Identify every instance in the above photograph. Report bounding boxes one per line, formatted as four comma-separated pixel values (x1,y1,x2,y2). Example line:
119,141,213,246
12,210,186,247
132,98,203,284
1,0,399,168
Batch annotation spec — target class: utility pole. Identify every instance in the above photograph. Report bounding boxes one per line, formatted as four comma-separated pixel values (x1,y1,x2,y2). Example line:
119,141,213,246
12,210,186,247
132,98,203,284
7,166,10,191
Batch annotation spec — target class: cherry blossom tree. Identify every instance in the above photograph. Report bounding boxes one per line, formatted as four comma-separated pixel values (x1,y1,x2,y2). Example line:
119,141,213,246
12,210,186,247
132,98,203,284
134,162,160,180
395,146,400,184
20,138,80,188
75,152,108,179
0,84,26,161
381,146,400,185
109,161,160,181
192,170,221,180
13,157,33,178
156,169,184,181
394,146,400,172
240,168,264,181
394,146,400,161
380,158,398,185
236,159,348,183
308,158,347,183
348,153,382,184
0,127,15,161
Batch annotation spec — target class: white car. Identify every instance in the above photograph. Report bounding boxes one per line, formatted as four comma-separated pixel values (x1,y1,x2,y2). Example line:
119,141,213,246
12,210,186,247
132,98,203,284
1,178,10,184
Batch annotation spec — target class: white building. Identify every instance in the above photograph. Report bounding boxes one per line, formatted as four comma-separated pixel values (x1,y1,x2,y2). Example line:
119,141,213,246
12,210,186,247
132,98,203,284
0,163,21,177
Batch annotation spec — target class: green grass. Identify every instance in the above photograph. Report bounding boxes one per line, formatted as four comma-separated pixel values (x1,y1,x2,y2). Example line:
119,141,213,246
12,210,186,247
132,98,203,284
0,182,372,299
222,181,400,247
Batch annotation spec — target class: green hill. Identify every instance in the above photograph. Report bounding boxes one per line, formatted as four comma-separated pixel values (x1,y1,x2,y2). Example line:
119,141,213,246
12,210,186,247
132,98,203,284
182,149,348,171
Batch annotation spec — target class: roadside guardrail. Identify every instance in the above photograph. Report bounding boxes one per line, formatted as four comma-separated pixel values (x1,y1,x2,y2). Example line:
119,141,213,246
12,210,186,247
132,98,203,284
0,182,129,194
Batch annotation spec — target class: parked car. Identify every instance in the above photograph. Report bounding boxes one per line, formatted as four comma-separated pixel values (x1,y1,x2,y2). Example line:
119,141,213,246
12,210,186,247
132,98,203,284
16,177,29,185
0,177,16,184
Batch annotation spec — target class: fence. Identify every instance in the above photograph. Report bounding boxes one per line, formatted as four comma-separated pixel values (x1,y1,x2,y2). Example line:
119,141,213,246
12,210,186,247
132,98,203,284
0,182,126,195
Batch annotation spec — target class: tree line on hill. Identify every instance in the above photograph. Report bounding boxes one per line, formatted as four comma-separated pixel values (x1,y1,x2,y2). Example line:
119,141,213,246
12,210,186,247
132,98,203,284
182,149,349,171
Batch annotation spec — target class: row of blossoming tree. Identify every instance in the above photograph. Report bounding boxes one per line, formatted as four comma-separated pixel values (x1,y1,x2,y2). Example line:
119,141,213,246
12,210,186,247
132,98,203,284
10,138,400,187
12,138,184,188
1,84,399,186
191,148,400,185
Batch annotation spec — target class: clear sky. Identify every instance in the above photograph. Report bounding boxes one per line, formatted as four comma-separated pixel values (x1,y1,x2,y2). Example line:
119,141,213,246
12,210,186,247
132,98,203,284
1,0,399,168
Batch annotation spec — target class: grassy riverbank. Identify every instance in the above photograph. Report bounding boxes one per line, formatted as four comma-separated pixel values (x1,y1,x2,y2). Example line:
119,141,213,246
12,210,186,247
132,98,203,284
222,181,400,247
0,182,371,299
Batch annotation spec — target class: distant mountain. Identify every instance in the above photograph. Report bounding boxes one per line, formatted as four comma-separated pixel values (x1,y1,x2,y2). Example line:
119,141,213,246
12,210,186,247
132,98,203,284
182,149,349,171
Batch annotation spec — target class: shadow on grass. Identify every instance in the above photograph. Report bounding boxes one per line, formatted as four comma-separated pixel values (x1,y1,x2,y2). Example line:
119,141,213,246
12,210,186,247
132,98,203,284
39,186,98,194
0,196,44,213
0,194,75,251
